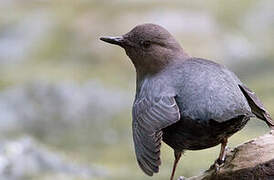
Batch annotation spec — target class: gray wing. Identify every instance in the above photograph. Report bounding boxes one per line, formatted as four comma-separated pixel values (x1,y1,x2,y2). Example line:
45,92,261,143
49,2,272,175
132,96,180,176
239,84,274,127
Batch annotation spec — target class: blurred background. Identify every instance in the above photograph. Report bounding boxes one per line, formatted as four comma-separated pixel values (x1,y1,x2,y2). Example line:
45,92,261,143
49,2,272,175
0,0,273,179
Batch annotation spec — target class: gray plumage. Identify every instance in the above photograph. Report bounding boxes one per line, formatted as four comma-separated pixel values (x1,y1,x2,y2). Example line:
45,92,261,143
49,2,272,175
100,23,273,179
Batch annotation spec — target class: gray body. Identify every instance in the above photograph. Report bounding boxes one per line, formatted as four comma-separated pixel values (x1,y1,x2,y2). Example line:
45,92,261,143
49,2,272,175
135,58,252,152
163,58,251,122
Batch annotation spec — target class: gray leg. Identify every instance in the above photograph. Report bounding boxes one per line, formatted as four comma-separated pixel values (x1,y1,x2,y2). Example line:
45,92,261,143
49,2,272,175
214,138,228,170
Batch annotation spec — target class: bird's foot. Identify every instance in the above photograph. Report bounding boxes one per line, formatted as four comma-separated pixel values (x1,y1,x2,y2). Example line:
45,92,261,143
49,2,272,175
214,159,225,171
208,158,225,172
214,158,225,171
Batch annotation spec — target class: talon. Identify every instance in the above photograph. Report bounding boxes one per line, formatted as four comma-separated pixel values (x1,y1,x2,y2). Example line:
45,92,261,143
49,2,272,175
177,176,185,180
216,158,225,165
214,163,220,172
214,158,225,172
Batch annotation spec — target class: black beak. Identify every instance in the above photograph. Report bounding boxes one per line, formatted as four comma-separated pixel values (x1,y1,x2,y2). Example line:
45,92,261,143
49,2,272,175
100,36,124,47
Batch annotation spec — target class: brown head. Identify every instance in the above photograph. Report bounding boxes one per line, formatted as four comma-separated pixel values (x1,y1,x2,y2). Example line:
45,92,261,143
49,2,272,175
100,23,189,76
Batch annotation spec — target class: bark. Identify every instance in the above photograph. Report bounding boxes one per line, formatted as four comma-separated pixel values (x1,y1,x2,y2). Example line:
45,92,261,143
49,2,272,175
178,131,274,180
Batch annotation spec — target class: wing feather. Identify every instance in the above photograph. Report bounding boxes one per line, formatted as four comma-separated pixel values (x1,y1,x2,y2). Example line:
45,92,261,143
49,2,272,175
132,96,180,176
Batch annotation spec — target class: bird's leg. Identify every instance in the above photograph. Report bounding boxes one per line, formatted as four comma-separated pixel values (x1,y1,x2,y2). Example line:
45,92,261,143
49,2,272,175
170,150,182,180
214,138,228,171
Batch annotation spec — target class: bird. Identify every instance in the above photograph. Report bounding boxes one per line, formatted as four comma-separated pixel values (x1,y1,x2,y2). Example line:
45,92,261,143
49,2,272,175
100,23,274,180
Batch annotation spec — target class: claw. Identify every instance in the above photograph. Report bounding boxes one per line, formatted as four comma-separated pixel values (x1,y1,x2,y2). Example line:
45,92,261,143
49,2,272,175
177,176,186,180
214,158,225,171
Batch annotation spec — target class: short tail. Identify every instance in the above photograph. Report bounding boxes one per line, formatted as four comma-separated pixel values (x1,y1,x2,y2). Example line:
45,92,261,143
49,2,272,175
239,84,274,129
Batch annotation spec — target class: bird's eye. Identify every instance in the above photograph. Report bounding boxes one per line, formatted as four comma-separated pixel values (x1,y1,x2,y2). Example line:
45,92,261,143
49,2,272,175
140,40,151,49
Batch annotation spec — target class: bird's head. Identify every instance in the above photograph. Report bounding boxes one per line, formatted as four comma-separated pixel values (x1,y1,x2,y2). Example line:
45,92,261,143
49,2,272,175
100,23,189,75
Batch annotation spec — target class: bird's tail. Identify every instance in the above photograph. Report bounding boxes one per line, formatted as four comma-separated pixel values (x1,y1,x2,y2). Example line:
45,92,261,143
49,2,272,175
239,84,274,130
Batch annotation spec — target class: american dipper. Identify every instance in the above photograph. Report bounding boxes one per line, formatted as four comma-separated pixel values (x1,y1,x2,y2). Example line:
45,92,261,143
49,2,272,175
100,23,274,180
